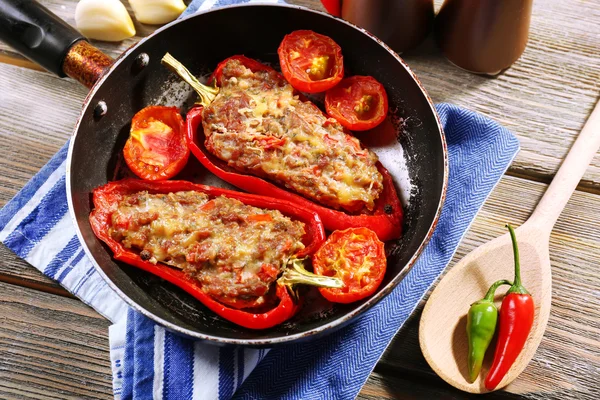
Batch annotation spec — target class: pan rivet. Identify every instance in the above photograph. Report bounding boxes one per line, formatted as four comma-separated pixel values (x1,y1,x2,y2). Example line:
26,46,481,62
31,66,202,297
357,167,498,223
94,101,107,119
132,53,150,73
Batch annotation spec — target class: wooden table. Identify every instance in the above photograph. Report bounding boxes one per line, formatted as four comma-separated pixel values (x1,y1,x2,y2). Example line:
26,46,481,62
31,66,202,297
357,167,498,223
0,0,599,398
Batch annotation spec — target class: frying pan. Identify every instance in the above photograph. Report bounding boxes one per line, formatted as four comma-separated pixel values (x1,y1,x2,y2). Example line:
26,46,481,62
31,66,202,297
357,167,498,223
0,0,448,345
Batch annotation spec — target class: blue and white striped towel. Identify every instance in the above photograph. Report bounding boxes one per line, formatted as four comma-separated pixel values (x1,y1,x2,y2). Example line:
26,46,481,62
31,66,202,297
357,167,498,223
0,99,519,398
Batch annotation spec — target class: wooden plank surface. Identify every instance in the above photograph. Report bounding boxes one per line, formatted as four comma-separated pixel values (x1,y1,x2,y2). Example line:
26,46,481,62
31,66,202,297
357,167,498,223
0,62,84,295
1,0,599,191
0,0,599,398
406,0,600,191
0,281,112,399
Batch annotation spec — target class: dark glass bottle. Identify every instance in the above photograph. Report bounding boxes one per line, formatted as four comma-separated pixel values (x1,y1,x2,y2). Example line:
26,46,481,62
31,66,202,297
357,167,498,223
435,0,534,75
341,0,435,53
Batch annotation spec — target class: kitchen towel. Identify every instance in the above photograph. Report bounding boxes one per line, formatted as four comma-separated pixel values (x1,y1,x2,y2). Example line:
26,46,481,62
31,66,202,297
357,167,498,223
0,100,519,399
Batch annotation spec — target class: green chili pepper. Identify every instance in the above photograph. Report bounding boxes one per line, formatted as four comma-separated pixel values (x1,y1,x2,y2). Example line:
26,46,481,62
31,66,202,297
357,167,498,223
467,279,512,382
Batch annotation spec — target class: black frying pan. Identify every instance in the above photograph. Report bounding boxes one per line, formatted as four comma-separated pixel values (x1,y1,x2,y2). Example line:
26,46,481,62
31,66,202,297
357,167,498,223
0,0,447,345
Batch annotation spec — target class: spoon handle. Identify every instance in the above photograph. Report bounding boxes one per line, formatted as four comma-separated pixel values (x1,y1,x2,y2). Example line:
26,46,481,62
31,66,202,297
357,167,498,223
530,100,600,232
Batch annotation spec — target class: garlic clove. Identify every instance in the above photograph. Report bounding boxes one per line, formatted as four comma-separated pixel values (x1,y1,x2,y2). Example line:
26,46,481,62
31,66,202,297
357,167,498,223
129,0,187,25
75,0,136,42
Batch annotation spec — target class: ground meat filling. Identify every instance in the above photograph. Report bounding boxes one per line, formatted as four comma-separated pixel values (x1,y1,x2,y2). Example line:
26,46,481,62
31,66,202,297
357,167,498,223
203,59,384,213
108,191,306,309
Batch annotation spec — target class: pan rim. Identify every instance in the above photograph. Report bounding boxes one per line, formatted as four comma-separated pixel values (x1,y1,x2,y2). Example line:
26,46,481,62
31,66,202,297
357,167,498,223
66,3,449,345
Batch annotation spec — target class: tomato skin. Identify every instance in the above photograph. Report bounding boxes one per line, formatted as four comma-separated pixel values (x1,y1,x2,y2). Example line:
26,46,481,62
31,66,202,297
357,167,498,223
278,30,344,93
123,106,188,181
325,75,389,131
247,214,273,223
313,227,386,303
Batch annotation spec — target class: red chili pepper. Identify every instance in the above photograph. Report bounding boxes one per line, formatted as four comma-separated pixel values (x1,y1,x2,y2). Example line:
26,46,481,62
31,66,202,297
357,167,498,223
89,179,328,329
484,225,535,390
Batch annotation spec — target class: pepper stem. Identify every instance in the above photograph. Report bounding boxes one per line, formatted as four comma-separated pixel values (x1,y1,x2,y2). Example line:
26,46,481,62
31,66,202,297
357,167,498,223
279,258,343,290
483,279,512,302
506,224,530,295
161,53,219,107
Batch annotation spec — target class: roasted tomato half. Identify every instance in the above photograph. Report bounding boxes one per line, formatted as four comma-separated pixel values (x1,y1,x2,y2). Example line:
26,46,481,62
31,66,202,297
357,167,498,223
313,227,386,303
123,106,188,180
278,30,344,93
325,75,389,131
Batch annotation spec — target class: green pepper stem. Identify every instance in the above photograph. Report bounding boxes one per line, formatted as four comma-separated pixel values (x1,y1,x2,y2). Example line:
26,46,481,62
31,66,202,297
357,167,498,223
483,279,512,302
161,53,219,107
506,224,530,295
278,258,343,289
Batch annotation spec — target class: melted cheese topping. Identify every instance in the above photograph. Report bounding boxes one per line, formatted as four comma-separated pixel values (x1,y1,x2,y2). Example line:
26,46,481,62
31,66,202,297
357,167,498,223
203,60,383,212
109,191,305,308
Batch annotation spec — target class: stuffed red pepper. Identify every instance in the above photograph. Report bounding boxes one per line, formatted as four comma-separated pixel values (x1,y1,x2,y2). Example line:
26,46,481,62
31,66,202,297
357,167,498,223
162,52,403,241
89,179,341,329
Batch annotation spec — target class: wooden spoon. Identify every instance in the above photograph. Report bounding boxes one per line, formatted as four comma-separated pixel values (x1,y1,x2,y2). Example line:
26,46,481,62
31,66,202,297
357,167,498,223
419,100,600,393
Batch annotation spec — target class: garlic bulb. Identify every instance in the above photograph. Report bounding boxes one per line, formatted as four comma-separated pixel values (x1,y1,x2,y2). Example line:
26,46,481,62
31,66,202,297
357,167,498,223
75,0,136,42
129,0,187,25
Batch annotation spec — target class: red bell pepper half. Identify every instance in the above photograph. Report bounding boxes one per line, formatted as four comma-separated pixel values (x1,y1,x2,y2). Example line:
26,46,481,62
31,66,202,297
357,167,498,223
210,55,277,86
89,179,332,329
186,106,403,241
176,54,403,241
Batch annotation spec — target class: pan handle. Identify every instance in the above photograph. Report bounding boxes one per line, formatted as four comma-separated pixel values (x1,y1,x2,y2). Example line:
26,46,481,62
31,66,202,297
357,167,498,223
0,0,113,88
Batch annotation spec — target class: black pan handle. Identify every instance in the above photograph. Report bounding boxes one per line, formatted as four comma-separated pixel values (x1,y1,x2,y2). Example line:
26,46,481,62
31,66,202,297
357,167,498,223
0,0,84,77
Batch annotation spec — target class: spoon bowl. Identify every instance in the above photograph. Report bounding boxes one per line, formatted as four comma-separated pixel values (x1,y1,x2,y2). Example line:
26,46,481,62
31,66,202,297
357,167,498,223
419,100,600,393
419,223,551,393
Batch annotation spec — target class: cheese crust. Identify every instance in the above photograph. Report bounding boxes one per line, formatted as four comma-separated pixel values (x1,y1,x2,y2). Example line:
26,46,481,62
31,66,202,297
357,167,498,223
108,190,305,308
203,60,384,213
